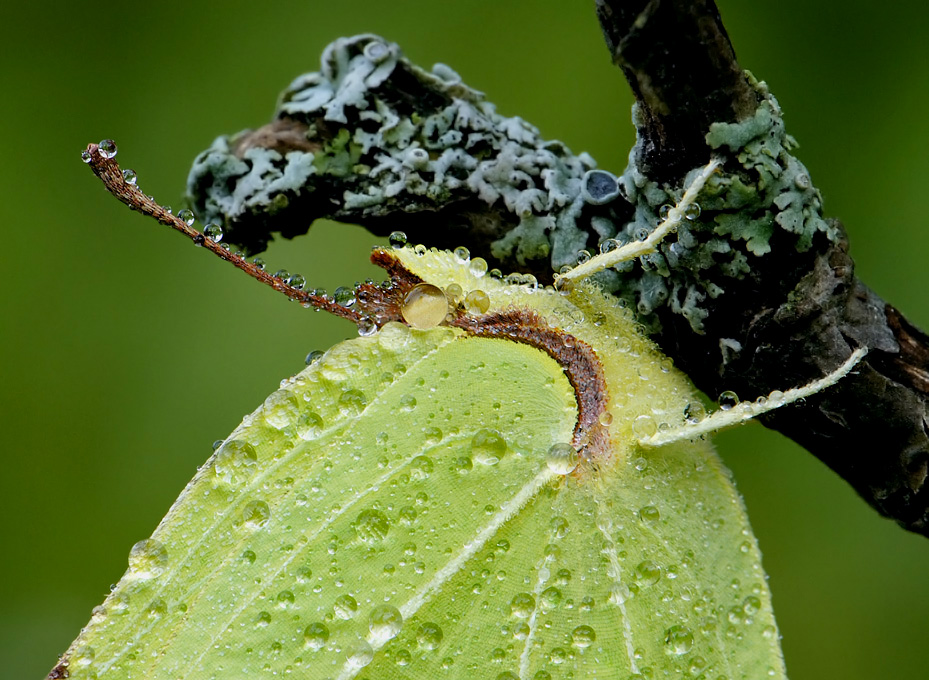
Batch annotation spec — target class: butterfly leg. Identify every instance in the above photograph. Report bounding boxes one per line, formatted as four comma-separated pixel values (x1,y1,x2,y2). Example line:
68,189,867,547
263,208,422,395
636,347,868,448
555,157,722,288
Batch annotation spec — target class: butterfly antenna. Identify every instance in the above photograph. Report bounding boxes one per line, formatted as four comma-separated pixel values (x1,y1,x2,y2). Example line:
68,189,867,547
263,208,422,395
82,141,368,325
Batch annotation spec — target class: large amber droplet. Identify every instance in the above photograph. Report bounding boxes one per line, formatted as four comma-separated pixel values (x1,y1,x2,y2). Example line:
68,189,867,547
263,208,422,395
401,283,449,329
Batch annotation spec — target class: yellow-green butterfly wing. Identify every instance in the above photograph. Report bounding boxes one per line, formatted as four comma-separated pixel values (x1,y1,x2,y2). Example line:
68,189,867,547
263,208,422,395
54,248,784,679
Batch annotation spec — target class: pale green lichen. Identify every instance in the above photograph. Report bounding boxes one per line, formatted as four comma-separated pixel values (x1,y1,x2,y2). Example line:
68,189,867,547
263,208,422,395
187,38,837,333
607,76,838,331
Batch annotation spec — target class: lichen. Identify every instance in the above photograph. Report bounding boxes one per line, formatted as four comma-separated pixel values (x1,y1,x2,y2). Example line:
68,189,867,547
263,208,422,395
187,34,619,270
187,37,839,333
608,75,839,331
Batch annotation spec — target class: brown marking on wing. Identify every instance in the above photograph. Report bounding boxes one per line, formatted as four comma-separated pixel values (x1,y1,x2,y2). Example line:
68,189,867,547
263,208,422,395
451,309,610,463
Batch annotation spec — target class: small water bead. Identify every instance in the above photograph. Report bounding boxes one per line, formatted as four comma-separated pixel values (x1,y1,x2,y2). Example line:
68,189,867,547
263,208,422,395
469,257,488,277
509,592,536,618
489,268,503,279
354,509,390,542
332,286,356,307
416,622,443,650
80,149,93,163
445,282,463,303
121,168,138,185
632,414,658,438
635,226,650,241
203,223,223,242
683,401,706,424
717,390,739,410
639,505,661,523
659,204,673,220
357,318,378,337
401,283,448,330
98,139,118,158
553,276,573,294
664,625,694,655
571,625,597,648
368,604,403,643
304,621,330,650
72,645,95,667
453,246,470,263
545,442,579,475
598,410,614,426
288,273,306,290
635,560,662,586
599,238,621,254
333,594,359,620
388,231,407,248
413,244,428,256
128,539,169,579
471,429,506,465
346,639,374,670
539,586,562,611
533,672,552,680
242,500,271,528
575,250,591,265
263,389,300,429
339,388,367,413
683,202,702,220
305,350,325,365
464,289,490,314
213,439,258,486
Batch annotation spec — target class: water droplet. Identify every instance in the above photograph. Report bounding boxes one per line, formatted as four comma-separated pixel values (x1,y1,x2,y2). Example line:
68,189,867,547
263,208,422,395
73,645,95,667
664,625,694,655
213,439,258,486
743,595,762,616
256,610,272,627
401,283,448,330
276,590,295,608
509,592,536,618
98,139,117,159
333,286,356,307
339,389,367,414
305,622,329,650
639,505,660,523
242,500,271,529
345,638,374,669
571,624,597,648
288,273,306,290
416,622,443,650
635,560,661,586
411,456,434,480
357,318,378,336
355,509,390,542
553,276,573,294
121,168,138,185
469,257,488,277
388,231,407,248
659,204,673,220
305,350,325,365
718,390,739,410
599,238,620,254
203,223,223,242
173,208,192,226
533,671,552,680
333,594,359,620
128,539,169,579
453,246,470,263
683,202,702,220
413,244,427,256
599,411,614,426
80,149,93,163
368,604,403,643
241,549,257,564
549,647,568,664
296,411,323,440
539,586,562,611
684,401,706,424
263,389,299,429
464,289,490,314
632,414,658,438
550,516,569,539
471,429,506,465
445,283,463,304
575,250,591,265
545,442,579,475
251,256,266,270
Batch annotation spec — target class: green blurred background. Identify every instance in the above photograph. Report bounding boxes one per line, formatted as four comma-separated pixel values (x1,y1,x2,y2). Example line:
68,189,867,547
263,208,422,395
3,1,928,678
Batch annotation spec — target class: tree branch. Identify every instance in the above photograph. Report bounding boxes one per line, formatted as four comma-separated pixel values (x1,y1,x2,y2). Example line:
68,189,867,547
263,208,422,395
176,13,929,536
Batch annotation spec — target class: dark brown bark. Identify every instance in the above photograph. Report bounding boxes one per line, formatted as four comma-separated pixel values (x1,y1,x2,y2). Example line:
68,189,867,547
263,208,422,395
595,0,929,535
